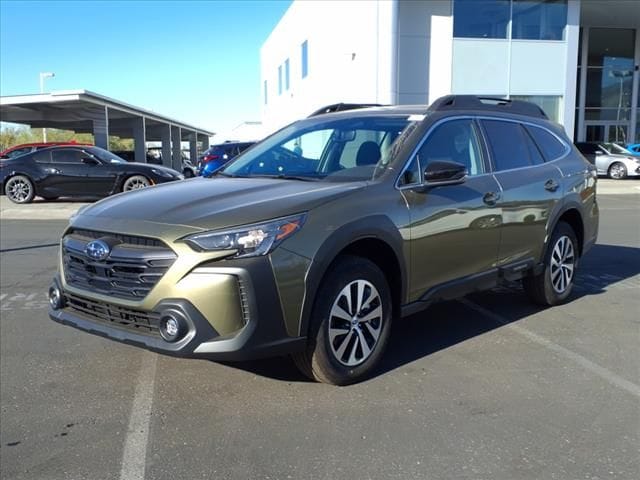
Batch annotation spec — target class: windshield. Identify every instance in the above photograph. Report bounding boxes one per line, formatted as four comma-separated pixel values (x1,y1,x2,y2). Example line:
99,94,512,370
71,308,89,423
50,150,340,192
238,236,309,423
603,143,631,155
220,116,414,182
88,146,127,164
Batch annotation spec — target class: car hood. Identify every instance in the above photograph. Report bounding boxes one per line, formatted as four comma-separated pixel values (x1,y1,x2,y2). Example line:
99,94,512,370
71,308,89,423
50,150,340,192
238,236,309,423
76,177,365,232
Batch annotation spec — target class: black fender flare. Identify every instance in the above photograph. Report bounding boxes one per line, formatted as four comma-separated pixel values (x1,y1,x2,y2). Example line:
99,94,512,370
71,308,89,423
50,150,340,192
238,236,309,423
297,215,407,337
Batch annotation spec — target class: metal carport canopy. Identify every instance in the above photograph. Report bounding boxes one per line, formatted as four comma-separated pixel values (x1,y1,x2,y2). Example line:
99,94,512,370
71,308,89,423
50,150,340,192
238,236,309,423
0,90,214,167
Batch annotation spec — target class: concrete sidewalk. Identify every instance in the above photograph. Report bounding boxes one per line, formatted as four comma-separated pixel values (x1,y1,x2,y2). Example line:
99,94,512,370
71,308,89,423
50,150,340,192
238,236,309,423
596,178,640,195
0,196,90,220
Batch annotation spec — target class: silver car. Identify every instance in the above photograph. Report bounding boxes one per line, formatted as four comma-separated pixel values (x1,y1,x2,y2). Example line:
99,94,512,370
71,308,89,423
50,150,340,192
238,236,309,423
575,142,640,179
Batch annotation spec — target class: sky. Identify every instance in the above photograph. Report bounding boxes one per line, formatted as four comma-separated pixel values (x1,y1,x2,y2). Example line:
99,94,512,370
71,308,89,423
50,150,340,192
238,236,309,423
0,0,292,136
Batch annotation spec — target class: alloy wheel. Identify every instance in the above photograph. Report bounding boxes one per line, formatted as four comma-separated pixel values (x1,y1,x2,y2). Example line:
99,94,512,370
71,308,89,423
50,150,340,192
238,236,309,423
7,177,32,202
550,235,575,294
609,163,626,179
327,279,383,367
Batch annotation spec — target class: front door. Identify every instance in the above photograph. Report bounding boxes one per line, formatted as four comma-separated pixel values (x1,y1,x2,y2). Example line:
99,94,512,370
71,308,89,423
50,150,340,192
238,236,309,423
402,118,502,302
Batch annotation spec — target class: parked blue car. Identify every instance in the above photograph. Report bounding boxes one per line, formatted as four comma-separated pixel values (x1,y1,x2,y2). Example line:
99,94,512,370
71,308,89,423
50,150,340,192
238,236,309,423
198,141,255,177
626,143,640,156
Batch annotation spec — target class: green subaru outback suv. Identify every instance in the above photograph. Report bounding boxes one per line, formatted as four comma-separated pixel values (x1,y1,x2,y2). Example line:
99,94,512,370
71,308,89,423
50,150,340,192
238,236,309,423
49,96,599,385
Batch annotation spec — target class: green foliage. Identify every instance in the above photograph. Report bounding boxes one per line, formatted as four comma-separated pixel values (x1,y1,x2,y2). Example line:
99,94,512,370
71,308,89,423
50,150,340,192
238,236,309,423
0,125,133,152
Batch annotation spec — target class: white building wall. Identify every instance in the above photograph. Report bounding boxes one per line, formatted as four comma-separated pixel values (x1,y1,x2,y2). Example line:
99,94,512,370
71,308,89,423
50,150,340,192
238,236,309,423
260,0,395,134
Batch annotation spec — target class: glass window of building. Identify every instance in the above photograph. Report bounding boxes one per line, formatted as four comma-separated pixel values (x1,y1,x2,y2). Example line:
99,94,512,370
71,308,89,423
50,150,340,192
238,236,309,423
453,0,509,39
511,95,562,123
278,65,282,95
285,59,290,91
512,0,567,40
301,40,308,78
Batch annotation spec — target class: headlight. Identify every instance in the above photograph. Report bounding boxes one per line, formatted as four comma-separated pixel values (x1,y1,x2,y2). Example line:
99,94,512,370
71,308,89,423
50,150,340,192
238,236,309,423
151,168,175,178
182,213,307,258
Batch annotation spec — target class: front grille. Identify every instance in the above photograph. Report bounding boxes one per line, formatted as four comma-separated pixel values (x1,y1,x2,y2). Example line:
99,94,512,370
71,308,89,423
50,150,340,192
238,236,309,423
62,229,177,300
65,292,160,336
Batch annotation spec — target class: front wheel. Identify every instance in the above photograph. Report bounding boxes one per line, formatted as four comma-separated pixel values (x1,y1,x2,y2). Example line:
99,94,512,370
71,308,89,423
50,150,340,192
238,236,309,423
122,175,150,191
292,255,393,385
5,175,35,204
183,169,195,178
608,162,627,180
523,221,578,306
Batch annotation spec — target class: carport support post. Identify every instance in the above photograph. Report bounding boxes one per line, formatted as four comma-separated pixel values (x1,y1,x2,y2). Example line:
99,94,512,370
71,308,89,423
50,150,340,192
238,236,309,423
189,132,198,165
93,106,109,150
161,125,172,168
201,134,209,152
171,126,182,172
133,117,146,163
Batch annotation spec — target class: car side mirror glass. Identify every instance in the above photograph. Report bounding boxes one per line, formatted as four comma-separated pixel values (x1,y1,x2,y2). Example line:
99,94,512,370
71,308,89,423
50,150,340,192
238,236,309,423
423,160,467,186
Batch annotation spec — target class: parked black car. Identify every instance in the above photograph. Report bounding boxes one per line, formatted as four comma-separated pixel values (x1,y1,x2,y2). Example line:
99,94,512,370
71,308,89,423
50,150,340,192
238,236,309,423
1,145,183,204
112,149,198,178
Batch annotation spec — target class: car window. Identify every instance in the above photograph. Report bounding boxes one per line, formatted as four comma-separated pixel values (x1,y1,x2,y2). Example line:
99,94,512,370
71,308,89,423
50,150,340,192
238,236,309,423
576,143,597,155
33,151,52,163
526,125,567,161
51,149,86,164
522,129,545,165
222,116,411,182
6,147,32,158
398,156,421,186
483,120,535,171
416,118,483,176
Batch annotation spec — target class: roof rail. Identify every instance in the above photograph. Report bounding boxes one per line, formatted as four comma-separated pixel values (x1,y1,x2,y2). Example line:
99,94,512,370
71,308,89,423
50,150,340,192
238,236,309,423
428,95,548,119
308,102,384,117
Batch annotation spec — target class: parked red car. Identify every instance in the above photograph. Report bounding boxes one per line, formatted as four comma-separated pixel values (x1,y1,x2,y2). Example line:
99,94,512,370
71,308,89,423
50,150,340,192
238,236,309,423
0,141,93,159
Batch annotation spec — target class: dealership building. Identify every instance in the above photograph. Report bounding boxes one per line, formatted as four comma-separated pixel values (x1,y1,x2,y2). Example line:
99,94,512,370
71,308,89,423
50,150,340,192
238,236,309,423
261,0,640,144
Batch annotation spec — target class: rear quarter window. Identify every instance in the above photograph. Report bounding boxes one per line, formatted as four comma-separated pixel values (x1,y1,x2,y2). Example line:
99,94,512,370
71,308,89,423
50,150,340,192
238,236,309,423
525,125,567,161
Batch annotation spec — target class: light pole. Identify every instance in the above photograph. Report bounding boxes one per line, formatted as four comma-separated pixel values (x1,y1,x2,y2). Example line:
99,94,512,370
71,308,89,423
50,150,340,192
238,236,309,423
39,72,55,142
610,69,632,143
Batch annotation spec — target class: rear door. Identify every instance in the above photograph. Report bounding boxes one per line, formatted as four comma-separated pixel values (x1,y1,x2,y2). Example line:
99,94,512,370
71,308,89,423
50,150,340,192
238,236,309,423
480,119,565,269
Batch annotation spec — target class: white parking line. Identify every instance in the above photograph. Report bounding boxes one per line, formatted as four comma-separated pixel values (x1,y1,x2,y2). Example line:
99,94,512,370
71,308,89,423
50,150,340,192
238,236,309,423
460,299,640,399
120,352,157,480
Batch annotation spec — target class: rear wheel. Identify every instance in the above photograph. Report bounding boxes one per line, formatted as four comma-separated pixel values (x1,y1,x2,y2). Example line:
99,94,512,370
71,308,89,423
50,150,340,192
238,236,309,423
523,221,578,306
293,255,392,385
5,175,35,204
122,175,150,191
608,162,627,180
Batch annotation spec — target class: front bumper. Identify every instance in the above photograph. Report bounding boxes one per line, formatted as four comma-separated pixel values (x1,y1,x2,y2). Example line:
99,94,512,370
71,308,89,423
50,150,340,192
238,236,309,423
48,257,307,361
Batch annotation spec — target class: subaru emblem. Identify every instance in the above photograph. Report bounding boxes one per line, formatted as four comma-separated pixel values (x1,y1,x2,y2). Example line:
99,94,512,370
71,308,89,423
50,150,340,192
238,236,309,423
85,239,111,261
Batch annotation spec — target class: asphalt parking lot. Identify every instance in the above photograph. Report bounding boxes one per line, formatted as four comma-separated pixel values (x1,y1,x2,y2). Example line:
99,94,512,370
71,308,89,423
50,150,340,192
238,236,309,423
1,182,639,480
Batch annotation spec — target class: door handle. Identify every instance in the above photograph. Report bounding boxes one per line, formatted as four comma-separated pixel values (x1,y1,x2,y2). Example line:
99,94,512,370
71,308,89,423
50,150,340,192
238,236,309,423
544,179,559,192
483,191,500,206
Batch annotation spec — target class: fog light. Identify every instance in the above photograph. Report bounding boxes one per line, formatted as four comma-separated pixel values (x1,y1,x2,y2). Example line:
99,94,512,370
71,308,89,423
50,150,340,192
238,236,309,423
48,285,64,310
159,313,186,342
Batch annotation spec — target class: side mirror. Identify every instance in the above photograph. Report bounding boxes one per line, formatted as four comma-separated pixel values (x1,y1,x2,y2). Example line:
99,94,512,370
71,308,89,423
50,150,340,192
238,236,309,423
595,151,603,155
424,160,467,186
0,155,8,159
81,157,99,165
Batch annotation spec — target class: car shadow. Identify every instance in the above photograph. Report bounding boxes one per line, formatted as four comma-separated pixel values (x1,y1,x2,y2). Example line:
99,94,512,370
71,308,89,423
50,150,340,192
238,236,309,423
218,243,640,384
31,197,95,204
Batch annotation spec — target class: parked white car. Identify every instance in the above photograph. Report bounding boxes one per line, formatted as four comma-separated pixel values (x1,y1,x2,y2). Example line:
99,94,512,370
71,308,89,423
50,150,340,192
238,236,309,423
575,142,640,179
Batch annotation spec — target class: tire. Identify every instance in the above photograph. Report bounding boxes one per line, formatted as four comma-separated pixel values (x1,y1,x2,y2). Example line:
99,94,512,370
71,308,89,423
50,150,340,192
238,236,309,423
183,169,194,178
292,255,393,385
122,175,150,192
608,162,627,180
523,221,578,306
5,175,35,204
